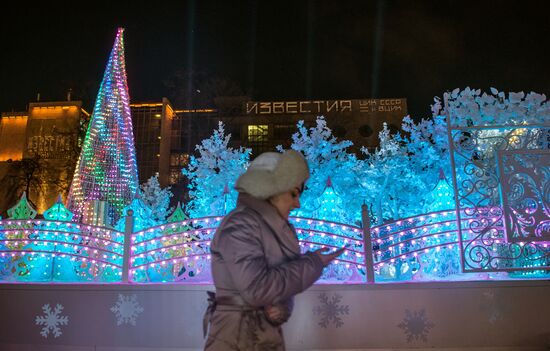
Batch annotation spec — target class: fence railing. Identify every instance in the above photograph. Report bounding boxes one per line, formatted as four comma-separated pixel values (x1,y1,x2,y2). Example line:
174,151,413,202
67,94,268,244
1,206,548,283
0,219,124,282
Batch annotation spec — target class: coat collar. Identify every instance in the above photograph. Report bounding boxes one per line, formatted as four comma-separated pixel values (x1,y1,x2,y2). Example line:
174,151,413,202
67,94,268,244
237,193,300,257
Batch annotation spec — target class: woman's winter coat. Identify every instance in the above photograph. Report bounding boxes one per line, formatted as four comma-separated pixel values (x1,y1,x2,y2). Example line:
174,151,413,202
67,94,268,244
204,193,324,350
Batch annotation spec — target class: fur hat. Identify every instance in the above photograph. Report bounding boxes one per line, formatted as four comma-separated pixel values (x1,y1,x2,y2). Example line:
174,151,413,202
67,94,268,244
235,150,309,199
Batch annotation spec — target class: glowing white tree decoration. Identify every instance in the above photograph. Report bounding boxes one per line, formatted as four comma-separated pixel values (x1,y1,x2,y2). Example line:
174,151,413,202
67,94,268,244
360,123,427,224
140,173,173,222
182,122,251,218
281,117,362,224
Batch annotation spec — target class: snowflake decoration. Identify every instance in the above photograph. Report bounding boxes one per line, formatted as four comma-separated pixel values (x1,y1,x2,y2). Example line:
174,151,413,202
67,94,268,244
312,293,349,328
398,309,435,343
35,303,69,338
110,294,144,326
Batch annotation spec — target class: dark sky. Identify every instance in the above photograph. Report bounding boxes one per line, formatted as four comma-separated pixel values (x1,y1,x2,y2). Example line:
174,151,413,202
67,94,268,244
1,0,549,118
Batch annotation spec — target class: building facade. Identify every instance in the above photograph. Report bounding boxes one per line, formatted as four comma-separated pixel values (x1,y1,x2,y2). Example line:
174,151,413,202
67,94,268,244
227,97,407,155
129,96,407,206
0,100,89,215
1,96,406,215
130,99,172,186
130,99,219,187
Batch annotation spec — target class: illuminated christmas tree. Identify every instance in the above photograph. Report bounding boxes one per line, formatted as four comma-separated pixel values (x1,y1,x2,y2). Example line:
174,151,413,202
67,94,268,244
67,28,138,225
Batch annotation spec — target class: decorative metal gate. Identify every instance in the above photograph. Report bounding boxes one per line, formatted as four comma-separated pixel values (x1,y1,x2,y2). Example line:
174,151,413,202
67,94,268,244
444,90,550,275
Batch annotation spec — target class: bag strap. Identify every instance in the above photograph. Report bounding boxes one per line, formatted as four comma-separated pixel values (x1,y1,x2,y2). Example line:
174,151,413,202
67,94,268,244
202,291,217,338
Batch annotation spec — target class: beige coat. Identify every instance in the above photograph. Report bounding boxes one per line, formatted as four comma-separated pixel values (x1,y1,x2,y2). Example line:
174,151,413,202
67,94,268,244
204,193,324,351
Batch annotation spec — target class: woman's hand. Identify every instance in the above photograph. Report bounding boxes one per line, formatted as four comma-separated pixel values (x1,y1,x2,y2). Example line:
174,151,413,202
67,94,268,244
264,304,291,326
313,247,346,266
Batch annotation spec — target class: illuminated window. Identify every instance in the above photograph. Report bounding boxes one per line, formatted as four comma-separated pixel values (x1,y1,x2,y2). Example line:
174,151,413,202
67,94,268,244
170,153,189,167
247,125,270,155
169,169,182,184
247,125,268,142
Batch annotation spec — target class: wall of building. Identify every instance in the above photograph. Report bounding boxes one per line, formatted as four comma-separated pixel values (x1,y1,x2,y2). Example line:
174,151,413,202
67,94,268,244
0,101,87,215
25,103,82,159
131,102,163,184
158,99,174,187
0,113,28,162
225,98,408,156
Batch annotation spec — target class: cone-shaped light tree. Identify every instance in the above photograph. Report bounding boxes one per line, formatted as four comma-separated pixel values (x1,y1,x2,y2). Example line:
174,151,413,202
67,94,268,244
425,168,455,213
67,28,138,224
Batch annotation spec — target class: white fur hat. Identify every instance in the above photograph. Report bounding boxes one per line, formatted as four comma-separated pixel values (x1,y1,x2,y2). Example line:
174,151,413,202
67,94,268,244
235,150,309,199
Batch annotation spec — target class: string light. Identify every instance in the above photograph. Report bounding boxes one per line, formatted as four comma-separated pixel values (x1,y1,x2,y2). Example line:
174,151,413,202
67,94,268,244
67,28,138,226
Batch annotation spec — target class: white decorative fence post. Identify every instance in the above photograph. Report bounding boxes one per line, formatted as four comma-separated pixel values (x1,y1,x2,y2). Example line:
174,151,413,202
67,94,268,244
361,204,375,283
122,209,134,283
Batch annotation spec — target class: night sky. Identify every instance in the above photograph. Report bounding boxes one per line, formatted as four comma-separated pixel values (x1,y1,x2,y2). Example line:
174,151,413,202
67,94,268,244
1,0,549,118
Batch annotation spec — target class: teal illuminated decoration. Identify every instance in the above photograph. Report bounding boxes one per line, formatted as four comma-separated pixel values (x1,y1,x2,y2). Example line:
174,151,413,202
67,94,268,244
0,216,8,278
221,184,231,215
67,27,138,225
130,203,200,283
140,174,173,222
166,202,189,223
426,169,455,212
43,195,74,221
294,177,363,282
115,192,158,232
165,203,200,281
182,122,251,218
115,193,158,280
419,244,461,279
7,192,37,220
417,169,461,279
1,86,548,283
311,177,347,222
141,203,198,282
1,193,36,279
23,196,80,282
283,117,361,225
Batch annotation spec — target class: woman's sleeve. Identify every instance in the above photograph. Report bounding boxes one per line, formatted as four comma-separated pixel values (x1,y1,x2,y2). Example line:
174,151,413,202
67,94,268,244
217,213,324,307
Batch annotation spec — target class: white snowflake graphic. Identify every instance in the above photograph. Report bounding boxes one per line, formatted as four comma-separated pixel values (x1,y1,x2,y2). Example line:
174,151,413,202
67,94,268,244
397,309,435,343
35,303,69,338
110,294,144,326
312,293,349,328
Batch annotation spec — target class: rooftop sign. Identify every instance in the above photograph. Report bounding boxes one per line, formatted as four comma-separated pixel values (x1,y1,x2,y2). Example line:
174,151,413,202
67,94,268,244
245,98,405,115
